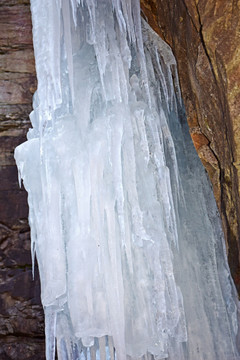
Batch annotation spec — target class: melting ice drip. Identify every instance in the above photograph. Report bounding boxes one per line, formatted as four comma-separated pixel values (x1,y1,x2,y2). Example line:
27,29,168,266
15,0,240,359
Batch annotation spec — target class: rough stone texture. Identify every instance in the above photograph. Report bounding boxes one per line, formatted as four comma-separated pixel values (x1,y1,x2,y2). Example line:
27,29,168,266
141,0,240,293
0,1,45,358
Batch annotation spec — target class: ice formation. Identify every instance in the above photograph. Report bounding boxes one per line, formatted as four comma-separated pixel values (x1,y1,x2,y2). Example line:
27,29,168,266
15,0,240,359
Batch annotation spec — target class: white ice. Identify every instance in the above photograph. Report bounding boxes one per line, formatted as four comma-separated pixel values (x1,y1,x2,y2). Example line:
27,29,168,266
15,1,240,359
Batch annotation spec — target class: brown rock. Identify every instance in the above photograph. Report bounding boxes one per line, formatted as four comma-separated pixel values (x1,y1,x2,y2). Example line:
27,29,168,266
0,1,44,358
0,49,35,74
0,337,45,360
141,0,240,293
0,4,33,49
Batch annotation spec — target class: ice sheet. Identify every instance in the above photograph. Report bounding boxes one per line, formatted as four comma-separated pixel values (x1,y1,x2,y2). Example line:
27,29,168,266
15,1,240,359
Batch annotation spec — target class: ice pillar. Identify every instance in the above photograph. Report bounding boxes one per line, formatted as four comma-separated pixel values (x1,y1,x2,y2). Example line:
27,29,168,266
15,1,240,359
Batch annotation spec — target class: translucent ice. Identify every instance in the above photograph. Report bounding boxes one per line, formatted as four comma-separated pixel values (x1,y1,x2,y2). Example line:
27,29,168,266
15,0,240,359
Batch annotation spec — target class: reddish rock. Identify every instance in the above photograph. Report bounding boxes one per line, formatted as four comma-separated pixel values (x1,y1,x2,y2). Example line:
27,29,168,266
141,0,240,293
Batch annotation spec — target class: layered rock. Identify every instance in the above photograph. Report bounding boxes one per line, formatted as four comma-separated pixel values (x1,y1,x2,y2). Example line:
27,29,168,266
0,1,44,358
141,0,240,292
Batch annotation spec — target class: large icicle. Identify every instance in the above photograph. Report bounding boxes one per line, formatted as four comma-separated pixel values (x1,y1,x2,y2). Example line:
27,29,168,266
15,0,240,359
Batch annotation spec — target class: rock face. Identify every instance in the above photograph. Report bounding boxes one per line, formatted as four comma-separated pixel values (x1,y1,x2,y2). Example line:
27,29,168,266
0,0,240,358
141,0,240,293
0,1,45,359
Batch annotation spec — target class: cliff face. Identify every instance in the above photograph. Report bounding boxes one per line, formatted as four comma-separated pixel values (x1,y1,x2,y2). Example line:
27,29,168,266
0,0,240,358
141,0,240,292
0,1,44,359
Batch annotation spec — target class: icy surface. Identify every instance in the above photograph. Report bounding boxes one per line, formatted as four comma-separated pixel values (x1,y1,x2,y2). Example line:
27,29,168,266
15,0,240,359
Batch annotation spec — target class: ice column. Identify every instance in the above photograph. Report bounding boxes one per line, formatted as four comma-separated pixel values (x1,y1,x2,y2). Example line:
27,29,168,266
15,0,240,359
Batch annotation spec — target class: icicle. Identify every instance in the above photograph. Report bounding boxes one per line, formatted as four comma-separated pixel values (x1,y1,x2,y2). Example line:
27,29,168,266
15,0,240,359
45,306,57,360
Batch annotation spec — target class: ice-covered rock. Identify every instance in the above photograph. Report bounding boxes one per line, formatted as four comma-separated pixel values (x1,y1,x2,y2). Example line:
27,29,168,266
15,1,240,359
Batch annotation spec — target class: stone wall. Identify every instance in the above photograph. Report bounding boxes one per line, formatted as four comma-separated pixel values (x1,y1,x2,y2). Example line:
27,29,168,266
0,1,44,358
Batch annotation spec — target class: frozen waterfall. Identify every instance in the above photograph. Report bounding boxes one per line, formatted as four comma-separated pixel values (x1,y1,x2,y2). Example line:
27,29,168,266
15,0,240,359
